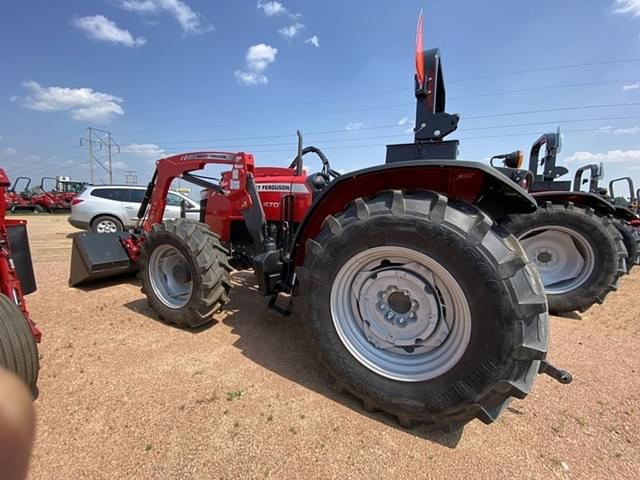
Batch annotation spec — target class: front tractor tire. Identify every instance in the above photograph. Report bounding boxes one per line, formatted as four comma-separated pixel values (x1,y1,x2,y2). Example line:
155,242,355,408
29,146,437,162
501,203,627,314
139,219,232,329
299,190,548,429
0,294,39,391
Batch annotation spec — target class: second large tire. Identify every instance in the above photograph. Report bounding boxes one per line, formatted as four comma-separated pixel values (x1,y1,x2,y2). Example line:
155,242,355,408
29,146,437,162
0,294,39,391
139,219,232,328
298,190,548,429
501,202,627,314
613,219,640,270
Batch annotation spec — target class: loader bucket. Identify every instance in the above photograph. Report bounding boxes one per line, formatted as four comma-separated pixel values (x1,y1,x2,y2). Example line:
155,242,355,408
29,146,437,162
69,232,138,287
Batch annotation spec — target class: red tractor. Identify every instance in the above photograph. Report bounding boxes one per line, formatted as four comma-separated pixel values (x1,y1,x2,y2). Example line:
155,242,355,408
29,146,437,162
0,169,41,392
572,168,640,267
3,176,43,214
69,31,571,429
492,131,630,314
39,176,88,211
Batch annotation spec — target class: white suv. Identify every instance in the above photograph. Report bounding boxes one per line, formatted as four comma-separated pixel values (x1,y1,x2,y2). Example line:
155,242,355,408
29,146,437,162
68,185,199,233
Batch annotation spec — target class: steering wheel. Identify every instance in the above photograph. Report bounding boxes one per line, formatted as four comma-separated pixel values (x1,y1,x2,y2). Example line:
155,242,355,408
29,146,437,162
288,146,341,181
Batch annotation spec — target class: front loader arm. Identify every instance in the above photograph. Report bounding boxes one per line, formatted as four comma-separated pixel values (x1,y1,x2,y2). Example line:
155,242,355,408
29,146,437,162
137,151,255,232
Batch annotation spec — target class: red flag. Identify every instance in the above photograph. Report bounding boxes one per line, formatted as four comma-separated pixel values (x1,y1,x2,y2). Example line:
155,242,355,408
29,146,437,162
415,9,425,88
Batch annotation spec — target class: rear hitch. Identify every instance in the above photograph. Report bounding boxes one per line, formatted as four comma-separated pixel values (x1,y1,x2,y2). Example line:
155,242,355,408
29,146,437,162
538,359,573,384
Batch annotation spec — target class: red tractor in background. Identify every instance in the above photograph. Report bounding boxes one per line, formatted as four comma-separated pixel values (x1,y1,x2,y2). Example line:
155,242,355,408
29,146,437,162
3,176,44,213
41,176,88,203
572,167,640,266
492,131,630,314
0,169,41,392
69,28,572,430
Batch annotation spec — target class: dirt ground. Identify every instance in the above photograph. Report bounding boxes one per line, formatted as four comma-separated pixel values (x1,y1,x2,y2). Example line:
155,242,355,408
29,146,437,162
17,214,640,479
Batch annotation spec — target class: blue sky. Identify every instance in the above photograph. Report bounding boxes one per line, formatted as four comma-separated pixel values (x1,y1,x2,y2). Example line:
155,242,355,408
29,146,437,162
1,0,640,193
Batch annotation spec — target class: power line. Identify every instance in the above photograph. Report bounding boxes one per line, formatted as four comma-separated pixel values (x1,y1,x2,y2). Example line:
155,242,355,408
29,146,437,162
111,56,640,136
140,104,640,147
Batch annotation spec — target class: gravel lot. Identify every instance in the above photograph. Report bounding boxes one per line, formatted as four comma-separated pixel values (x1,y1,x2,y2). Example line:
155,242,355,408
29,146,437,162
19,214,640,479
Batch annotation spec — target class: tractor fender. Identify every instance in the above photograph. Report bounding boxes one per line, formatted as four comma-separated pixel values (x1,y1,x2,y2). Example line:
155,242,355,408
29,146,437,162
290,160,537,265
531,191,616,216
614,205,639,222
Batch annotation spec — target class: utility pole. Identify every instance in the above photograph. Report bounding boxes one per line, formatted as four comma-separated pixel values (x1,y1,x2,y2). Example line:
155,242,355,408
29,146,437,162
80,127,120,184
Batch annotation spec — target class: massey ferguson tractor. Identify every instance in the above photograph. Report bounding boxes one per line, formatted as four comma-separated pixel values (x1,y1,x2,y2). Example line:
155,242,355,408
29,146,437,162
69,28,572,429
492,130,629,315
0,169,41,392
3,176,43,213
573,168,640,268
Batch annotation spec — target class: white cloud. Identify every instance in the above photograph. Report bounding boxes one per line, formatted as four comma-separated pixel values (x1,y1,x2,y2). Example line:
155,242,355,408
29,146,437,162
122,143,166,157
246,44,278,71
613,126,640,134
278,22,304,39
235,44,277,86
304,35,319,47
622,82,640,91
397,116,409,125
257,1,287,16
73,15,146,47
346,122,364,131
565,149,640,164
9,96,17,102
3,147,17,156
21,80,124,122
120,0,209,35
613,0,640,16
234,71,268,86
111,160,129,170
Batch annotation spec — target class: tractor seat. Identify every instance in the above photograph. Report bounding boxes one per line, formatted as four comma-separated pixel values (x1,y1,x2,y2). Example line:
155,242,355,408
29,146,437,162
307,172,329,200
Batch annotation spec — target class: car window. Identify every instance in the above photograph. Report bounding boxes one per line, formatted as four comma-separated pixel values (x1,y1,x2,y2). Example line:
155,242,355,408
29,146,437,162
128,189,146,203
90,188,128,202
167,193,184,207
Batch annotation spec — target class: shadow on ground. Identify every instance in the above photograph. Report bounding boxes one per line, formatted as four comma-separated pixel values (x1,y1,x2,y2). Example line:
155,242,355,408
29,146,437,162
124,298,217,334
121,270,463,446
224,271,463,447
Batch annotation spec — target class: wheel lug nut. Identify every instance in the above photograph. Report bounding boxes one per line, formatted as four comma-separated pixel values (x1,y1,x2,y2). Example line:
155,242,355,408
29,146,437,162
409,312,416,320
385,311,395,321
378,303,387,311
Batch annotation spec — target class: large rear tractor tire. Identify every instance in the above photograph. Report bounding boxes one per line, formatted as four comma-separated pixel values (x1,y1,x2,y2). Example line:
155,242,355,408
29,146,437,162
0,294,39,391
613,219,639,270
139,219,232,329
298,190,548,429
501,202,627,314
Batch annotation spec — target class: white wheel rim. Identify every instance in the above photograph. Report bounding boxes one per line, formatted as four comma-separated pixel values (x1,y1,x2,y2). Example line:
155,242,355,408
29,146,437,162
519,226,596,295
329,246,472,382
148,244,193,309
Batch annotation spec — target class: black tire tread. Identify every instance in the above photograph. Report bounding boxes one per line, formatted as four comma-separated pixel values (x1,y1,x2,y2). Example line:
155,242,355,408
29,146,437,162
0,293,39,390
139,218,231,328
299,189,548,430
501,202,627,314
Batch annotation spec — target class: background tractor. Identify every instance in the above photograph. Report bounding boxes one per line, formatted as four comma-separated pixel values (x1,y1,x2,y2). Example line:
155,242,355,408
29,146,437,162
0,169,41,392
493,131,629,314
573,167,640,268
3,176,44,214
69,29,571,429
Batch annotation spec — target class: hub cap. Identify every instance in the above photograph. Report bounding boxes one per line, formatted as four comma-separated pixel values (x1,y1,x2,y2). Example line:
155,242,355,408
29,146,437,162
96,219,118,233
330,246,472,382
148,244,193,309
519,226,595,295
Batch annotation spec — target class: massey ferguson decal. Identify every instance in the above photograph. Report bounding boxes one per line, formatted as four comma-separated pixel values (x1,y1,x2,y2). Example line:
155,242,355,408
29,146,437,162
255,183,309,193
